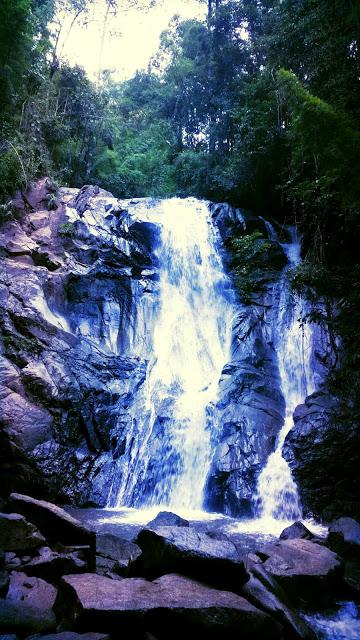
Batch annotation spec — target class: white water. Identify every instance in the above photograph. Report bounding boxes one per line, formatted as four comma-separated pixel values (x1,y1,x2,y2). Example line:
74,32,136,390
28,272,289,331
255,230,315,522
114,198,235,510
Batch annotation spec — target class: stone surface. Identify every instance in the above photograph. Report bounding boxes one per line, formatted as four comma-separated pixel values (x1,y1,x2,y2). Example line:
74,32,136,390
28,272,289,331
258,538,342,603
243,574,316,639
95,534,141,577
328,517,360,557
5,495,95,550
280,522,314,541
0,570,57,634
55,572,282,638
284,392,360,521
20,549,86,581
0,513,45,551
134,525,248,590
146,511,189,529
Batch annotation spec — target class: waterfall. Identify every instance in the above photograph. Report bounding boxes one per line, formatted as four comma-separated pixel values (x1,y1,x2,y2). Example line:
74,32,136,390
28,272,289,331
255,228,315,521
111,198,235,511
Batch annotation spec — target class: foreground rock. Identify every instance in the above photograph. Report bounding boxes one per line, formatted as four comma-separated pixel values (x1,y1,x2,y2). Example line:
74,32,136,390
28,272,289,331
280,522,314,541
6,494,95,551
328,517,360,557
20,548,87,581
0,571,57,634
243,558,316,639
0,512,45,551
146,511,189,529
134,526,248,590
95,534,141,577
327,517,360,596
55,572,282,638
257,539,341,604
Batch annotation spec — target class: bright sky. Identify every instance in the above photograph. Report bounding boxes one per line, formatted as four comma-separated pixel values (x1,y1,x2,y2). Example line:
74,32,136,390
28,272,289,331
58,0,206,81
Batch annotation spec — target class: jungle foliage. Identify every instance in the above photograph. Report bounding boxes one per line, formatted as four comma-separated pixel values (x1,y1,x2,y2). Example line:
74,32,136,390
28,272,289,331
1,0,360,406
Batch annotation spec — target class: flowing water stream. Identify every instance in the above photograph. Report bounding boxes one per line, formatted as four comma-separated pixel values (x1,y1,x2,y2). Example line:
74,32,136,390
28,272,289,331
255,229,315,522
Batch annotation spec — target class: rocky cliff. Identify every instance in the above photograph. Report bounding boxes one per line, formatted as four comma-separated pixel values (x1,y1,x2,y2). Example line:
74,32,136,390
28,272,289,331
0,180,354,521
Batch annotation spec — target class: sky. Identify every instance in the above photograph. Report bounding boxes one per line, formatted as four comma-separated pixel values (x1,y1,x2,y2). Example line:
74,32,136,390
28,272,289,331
57,0,206,81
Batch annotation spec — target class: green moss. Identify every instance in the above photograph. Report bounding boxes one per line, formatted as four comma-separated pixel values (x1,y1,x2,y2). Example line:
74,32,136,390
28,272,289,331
229,231,284,303
58,222,75,238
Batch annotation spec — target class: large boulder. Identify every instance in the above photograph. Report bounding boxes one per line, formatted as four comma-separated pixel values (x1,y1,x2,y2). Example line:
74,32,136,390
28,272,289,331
0,570,57,634
280,522,314,541
134,526,248,590
146,511,189,529
328,517,360,557
55,572,282,638
283,392,360,521
257,539,342,604
5,494,95,551
20,548,87,582
95,534,141,577
0,512,45,551
243,559,316,639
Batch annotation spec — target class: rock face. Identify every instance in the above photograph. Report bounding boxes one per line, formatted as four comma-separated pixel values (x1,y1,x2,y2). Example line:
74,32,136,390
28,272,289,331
204,205,287,517
134,525,248,590
55,572,282,639
0,180,342,516
0,182,159,506
283,392,360,521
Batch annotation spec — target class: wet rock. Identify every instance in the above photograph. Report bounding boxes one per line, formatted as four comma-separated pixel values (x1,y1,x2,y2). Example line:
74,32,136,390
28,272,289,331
0,513,45,552
55,572,282,638
134,526,248,590
328,517,360,557
146,511,189,529
0,571,57,634
257,538,342,604
280,522,314,541
95,534,141,577
5,495,95,551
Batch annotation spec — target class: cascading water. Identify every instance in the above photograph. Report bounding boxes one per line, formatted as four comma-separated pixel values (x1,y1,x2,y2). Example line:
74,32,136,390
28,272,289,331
111,198,235,511
255,229,315,521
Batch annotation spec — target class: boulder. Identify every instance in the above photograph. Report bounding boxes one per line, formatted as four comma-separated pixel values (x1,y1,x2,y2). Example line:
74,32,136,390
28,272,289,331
0,513,45,551
258,538,342,604
55,572,282,638
242,562,316,640
146,511,189,529
5,494,95,551
280,522,314,541
0,571,57,634
134,526,248,590
20,549,86,582
328,517,360,557
95,534,141,577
